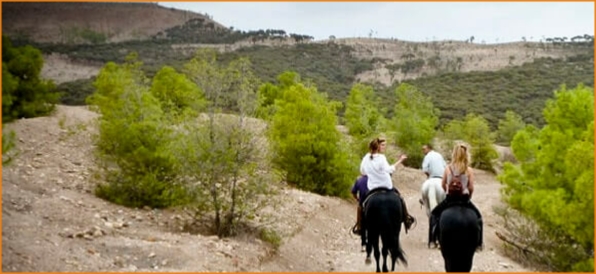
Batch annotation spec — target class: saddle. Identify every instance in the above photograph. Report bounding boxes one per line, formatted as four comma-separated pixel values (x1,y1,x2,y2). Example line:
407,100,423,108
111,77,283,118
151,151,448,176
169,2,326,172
362,188,392,209
362,187,416,233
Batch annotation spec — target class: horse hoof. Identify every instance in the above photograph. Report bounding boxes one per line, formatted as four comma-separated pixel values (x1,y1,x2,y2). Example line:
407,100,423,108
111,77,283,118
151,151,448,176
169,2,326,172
365,257,372,265
361,245,366,252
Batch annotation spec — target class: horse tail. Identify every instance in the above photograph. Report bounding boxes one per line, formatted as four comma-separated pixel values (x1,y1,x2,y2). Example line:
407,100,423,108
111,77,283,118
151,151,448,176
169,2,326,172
380,227,408,266
428,183,438,212
394,238,408,266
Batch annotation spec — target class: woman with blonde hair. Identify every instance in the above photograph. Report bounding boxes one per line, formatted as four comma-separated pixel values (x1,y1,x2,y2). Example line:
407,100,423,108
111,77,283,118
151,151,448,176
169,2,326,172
429,144,483,250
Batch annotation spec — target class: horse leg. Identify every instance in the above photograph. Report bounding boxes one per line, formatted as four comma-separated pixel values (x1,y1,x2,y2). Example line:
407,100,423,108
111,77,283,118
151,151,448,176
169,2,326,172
365,242,372,265
374,241,381,272
390,249,397,272
365,232,377,265
381,246,389,272
428,214,432,248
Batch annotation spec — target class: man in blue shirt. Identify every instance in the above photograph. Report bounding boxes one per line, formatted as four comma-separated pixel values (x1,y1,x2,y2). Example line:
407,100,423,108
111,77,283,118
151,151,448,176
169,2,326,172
351,175,369,251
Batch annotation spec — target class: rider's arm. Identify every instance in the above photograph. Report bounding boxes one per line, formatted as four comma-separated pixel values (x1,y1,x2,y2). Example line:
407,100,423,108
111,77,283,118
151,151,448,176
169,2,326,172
441,168,449,192
393,154,407,168
467,167,475,197
378,154,397,174
351,182,359,201
421,155,430,177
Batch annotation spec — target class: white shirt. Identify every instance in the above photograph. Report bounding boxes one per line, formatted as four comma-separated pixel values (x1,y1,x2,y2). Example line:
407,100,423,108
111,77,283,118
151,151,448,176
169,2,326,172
422,150,446,178
360,153,395,191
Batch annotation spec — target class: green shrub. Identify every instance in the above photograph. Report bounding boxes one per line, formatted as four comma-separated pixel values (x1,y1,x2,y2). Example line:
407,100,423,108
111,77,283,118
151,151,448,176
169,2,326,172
498,84,594,271
2,35,61,123
267,72,355,198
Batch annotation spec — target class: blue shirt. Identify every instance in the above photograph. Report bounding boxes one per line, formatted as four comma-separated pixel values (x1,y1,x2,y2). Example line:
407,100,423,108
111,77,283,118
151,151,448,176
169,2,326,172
351,175,369,204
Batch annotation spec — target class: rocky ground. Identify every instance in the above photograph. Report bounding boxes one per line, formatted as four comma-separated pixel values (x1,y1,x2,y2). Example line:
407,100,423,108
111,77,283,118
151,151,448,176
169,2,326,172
2,105,534,272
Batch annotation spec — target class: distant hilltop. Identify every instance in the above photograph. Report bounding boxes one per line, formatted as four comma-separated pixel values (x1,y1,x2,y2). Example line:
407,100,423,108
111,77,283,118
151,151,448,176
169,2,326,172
2,2,223,43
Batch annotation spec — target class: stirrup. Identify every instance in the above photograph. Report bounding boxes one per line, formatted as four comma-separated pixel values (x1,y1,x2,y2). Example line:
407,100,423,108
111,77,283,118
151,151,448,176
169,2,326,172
405,215,417,230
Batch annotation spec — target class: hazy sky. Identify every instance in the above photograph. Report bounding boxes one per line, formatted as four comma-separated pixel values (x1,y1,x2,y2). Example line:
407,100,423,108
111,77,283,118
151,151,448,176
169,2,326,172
157,2,594,43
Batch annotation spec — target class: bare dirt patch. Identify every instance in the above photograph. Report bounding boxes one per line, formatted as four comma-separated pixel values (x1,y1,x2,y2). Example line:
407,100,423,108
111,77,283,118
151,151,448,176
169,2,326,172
41,53,102,84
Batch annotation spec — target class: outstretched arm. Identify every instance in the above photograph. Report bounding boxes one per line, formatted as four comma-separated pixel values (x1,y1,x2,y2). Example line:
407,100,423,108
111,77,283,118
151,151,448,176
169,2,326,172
441,168,449,192
394,154,407,168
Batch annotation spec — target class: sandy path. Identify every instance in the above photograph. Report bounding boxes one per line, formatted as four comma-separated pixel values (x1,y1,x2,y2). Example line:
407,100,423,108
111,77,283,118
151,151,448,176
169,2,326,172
255,169,534,272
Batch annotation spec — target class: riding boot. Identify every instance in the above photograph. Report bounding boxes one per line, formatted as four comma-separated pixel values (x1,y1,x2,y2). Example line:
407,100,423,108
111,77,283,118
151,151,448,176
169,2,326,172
393,188,416,233
429,198,449,245
360,207,368,251
467,201,484,251
353,205,363,235
402,198,416,233
476,217,484,252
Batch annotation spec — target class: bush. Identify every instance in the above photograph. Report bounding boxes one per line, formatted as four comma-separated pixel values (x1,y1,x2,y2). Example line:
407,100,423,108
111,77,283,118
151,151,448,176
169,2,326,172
267,72,355,198
442,114,498,172
87,56,190,208
498,84,594,271
2,35,61,123
387,83,440,168
2,130,18,166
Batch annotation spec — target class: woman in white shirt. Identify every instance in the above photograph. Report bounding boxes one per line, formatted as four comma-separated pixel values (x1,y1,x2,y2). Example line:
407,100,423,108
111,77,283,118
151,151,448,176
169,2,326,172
360,139,407,191
360,137,416,232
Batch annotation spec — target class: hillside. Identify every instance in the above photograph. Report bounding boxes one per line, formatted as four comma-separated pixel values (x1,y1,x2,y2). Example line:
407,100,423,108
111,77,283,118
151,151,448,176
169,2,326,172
2,2,223,43
3,2,593,129
332,38,590,85
2,105,535,272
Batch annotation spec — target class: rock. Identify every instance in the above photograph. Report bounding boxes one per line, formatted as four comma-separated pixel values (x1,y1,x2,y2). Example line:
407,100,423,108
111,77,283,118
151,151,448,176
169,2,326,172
499,262,511,268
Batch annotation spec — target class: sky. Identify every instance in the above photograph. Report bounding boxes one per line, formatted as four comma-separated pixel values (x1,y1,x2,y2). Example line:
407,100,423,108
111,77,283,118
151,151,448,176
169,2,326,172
157,2,594,43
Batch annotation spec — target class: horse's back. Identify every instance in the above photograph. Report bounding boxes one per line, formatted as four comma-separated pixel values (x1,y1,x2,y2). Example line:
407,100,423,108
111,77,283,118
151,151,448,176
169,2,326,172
421,178,445,216
365,191,402,225
440,205,478,243
364,190,408,269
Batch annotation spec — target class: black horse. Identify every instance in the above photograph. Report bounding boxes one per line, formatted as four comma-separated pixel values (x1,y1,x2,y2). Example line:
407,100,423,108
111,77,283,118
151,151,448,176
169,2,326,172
362,189,407,272
438,203,481,272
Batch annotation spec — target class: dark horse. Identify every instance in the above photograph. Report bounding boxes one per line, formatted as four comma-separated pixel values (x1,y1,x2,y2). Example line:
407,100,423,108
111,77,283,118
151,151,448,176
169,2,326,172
438,203,481,272
363,189,407,272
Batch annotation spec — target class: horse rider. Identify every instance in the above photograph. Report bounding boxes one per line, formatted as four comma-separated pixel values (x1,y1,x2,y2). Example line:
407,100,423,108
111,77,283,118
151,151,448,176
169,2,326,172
359,137,416,234
419,143,447,205
351,174,369,252
430,144,484,251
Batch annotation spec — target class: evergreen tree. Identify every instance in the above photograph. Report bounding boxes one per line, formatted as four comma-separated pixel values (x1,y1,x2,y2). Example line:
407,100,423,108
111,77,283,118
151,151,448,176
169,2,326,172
268,72,354,197
498,84,594,271
388,83,440,168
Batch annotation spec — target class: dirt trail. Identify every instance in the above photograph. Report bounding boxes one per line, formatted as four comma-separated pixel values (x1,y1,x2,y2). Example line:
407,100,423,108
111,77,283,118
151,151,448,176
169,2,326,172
255,168,533,272
2,105,533,272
